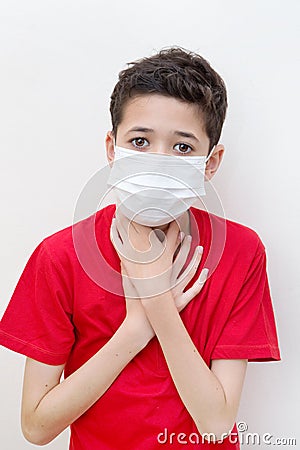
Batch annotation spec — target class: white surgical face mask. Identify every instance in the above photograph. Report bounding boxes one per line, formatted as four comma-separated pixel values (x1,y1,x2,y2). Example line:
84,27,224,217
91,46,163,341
106,141,214,226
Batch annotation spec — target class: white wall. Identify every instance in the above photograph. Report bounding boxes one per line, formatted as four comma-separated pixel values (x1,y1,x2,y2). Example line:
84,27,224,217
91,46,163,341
1,0,299,448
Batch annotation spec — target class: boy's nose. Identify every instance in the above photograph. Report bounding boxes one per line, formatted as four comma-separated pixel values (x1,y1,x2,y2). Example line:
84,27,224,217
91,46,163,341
147,147,169,155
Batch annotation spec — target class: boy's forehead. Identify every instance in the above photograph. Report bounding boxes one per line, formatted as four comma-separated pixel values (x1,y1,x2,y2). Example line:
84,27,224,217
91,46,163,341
123,93,198,111
119,93,207,136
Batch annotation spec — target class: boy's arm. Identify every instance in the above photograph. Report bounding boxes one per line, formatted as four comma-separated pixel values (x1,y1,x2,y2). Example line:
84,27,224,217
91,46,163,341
21,316,152,446
111,215,247,442
21,216,201,446
142,292,247,441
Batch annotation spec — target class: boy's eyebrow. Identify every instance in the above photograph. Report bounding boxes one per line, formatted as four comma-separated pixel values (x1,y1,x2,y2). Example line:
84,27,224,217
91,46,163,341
125,127,200,142
174,130,200,143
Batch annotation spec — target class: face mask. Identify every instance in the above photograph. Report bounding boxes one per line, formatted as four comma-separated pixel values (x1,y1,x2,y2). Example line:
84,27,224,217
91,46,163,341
106,142,214,226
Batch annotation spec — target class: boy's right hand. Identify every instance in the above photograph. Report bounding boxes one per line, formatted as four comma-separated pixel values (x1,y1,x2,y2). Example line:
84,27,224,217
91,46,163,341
120,261,155,347
118,228,208,348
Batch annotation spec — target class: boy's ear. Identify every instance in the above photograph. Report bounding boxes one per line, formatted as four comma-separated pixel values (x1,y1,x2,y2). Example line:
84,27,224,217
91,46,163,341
205,144,225,180
105,131,115,167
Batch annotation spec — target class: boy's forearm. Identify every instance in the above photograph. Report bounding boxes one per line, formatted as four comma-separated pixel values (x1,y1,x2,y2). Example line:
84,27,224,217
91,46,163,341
142,292,234,439
25,320,148,445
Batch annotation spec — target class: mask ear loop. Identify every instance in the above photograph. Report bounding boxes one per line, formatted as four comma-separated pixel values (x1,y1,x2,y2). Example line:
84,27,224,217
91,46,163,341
205,145,215,163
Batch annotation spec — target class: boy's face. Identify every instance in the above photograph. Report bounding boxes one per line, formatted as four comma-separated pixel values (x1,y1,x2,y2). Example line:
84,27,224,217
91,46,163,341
106,93,224,181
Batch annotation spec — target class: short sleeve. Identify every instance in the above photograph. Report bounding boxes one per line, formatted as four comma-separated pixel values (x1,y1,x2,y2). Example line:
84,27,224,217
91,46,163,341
211,245,281,362
0,240,75,365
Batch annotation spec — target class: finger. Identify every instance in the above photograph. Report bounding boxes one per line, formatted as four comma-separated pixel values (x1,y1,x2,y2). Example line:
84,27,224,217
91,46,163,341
177,245,204,287
177,268,209,312
114,211,128,242
123,213,150,236
172,234,192,279
110,218,123,252
120,261,128,275
148,228,165,252
165,220,181,252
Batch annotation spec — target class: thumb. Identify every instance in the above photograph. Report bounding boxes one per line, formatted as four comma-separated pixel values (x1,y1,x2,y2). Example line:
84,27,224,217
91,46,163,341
120,261,128,275
166,220,181,251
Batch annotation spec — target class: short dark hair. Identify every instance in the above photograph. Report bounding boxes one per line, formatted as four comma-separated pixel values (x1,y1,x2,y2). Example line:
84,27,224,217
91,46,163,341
109,46,227,151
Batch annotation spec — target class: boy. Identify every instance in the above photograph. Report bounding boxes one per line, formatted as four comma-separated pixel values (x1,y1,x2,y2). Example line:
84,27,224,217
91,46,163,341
0,46,280,449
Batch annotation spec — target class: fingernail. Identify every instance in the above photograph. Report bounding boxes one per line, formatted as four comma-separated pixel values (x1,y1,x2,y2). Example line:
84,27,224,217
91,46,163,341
197,245,203,254
198,268,209,283
180,231,185,241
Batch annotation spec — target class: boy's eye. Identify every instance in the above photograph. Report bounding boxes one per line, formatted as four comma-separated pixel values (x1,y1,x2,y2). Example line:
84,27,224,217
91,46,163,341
174,143,192,154
131,137,148,148
130,138,192,154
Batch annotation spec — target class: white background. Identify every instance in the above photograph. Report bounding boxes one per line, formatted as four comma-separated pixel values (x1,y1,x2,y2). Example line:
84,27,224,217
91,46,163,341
0,1,299,448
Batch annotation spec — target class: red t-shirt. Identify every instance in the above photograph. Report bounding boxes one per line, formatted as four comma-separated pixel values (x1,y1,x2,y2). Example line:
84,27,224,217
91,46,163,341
0,205,280,449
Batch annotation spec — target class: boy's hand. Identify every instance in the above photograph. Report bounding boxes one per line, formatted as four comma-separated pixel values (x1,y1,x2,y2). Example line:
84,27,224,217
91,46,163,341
110,212,208,344
171,234,209,311
110,212,180,298
120,261,155,345
110,211,208,302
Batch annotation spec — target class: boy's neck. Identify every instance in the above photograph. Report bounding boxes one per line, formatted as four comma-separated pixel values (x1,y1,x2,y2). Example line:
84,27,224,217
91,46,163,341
152,210,191,241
